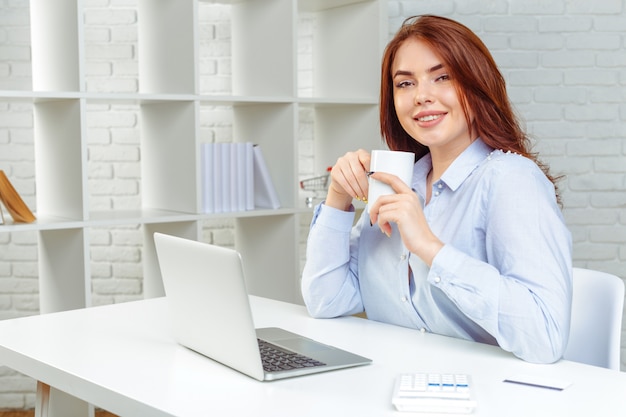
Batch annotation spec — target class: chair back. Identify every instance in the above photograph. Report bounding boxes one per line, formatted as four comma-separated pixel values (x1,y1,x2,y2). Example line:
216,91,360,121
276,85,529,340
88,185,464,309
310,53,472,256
563,267,624,370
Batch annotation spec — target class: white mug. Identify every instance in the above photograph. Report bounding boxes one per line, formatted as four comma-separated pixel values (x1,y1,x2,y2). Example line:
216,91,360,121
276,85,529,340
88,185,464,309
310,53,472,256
367,150,415,206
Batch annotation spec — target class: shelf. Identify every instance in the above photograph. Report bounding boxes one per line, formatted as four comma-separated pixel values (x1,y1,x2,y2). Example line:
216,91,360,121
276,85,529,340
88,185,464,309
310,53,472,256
2,91,382,105
0,216,84,232
87,207,300,226
0,91,80,100
1,91,320,105
0,207,305,233
299,0,375,12
297,97,379,106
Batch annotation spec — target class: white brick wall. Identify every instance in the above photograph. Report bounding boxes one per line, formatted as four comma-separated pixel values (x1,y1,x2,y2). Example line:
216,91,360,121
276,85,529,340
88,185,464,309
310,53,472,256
0,0,625,409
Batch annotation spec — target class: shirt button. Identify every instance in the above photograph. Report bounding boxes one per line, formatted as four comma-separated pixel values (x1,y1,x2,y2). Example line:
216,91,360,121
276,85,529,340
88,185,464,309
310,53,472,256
401,296,408,303
420,328,426,333
434,276,441,284
434,191,440,197
400,253,407,261
437,183,443,189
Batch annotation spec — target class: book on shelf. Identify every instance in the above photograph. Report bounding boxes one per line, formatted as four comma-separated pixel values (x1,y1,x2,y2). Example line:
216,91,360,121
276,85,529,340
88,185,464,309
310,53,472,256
0,170,36,223
220,143,231,213
252,145,280,210
201,142,279,214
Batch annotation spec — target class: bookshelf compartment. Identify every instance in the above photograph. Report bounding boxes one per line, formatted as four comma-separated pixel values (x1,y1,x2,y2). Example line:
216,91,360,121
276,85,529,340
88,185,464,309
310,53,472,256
83,1,139,95
235,215,299,303
141,100,198,214
197,2,233,96
89,223,143,306
137,0,196,94
143,220,200,299
299,0,385,100
233,103,297,208
85,101,141,215
230,0,295,97
309,104,383,174
34,99,86,221
38,228,89,313
0,99,36,216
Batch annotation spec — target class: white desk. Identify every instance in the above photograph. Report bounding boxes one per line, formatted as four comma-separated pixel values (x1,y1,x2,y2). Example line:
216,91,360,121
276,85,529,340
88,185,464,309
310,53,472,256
0,296,624,416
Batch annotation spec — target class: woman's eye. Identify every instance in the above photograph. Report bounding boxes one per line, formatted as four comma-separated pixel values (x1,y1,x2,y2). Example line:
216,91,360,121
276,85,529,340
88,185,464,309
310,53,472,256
395,80,413,88
435,74,450,82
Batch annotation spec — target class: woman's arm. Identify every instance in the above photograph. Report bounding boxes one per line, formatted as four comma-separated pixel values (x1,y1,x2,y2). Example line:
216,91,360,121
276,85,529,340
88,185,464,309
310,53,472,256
301,204,366,318
424,162,573,363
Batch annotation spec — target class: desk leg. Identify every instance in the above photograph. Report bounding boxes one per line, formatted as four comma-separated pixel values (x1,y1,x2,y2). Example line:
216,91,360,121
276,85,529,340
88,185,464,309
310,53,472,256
35,381,50,417
35,380,93,417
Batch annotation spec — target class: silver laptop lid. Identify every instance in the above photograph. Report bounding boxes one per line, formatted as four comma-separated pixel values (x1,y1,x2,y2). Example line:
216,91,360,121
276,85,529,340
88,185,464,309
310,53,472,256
153,232,265,381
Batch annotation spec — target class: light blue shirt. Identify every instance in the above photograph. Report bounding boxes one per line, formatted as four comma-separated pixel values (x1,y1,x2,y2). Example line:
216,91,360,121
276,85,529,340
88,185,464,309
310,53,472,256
301,138,573,364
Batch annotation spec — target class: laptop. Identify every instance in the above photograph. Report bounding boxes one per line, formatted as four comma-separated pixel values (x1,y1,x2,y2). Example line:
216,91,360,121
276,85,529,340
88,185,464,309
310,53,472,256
153,232,372,381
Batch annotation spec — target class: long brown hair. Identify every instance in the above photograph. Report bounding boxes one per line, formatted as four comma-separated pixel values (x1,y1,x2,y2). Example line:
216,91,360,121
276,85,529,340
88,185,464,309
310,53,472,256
380,15,561,201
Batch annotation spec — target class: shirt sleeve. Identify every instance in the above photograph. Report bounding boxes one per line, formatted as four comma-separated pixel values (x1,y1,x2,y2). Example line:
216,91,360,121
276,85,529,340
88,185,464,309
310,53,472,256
427,161,573,364
301,203,365,318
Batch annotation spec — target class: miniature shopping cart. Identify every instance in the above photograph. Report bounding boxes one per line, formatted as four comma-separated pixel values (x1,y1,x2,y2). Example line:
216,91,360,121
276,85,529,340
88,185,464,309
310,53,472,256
299,167,332,207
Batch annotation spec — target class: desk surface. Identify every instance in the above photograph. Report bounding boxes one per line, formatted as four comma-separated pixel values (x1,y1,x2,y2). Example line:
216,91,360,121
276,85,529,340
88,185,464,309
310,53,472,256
0,296,624,417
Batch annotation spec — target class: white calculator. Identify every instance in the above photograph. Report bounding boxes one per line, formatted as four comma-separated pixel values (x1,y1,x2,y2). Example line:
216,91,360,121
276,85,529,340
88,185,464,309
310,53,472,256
391,372,477,413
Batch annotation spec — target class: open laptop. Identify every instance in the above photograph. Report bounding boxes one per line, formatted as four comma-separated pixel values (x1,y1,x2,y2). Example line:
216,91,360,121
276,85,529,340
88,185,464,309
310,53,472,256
153,232,371,381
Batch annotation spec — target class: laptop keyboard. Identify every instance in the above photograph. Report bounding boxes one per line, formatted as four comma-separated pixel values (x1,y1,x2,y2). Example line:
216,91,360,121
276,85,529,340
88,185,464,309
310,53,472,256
258,339,326,372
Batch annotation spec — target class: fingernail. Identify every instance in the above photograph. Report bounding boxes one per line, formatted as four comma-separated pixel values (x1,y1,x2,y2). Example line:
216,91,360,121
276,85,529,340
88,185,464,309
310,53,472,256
366,171,375,177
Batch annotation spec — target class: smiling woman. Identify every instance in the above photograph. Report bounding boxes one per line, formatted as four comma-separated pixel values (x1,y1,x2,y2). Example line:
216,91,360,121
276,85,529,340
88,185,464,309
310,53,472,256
301,14,573,365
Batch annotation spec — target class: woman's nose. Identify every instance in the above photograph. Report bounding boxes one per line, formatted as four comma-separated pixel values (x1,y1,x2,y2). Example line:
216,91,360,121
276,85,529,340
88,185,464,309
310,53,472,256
414,83,433,105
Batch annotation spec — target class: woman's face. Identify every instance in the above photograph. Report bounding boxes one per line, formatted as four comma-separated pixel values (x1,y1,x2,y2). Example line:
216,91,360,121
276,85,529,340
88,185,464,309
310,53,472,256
391,38,475,155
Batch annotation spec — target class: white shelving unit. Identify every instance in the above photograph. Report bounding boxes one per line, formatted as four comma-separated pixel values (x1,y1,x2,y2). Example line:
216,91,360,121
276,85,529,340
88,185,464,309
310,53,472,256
2,0,386,414
2,0,387,305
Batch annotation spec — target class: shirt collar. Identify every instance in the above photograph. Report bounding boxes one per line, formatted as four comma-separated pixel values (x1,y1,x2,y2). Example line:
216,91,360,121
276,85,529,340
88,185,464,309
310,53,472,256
414,138,494,194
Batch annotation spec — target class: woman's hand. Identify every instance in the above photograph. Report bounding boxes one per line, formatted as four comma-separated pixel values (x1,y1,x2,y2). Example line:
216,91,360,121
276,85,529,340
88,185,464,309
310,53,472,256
325,149,371,211
368,171,444,266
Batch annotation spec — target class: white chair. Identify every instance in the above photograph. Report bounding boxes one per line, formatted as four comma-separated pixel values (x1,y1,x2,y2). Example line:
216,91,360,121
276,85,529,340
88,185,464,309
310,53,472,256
563,267,625,370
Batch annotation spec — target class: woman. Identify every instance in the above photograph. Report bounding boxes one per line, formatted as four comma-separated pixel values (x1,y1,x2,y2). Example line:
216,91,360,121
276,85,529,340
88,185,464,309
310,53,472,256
301,15,572,364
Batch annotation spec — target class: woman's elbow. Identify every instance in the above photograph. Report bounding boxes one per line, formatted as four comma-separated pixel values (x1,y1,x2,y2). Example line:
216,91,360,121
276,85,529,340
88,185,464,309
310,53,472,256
302,294,327,318
511,328,569,364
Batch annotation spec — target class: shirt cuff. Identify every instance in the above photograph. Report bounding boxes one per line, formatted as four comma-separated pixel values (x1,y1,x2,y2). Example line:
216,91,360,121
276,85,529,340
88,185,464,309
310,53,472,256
428,244,467,286
311,202,355,232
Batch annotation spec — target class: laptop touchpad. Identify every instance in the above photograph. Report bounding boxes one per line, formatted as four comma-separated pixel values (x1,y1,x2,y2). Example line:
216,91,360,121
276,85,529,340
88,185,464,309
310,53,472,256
278,338,333,353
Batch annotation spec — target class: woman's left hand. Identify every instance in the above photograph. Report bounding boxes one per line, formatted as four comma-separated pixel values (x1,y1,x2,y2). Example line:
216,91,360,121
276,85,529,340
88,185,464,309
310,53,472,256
368,172,444,267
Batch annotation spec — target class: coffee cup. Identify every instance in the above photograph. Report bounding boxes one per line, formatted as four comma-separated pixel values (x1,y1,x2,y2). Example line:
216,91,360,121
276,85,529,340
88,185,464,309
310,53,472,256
367,150,415,206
